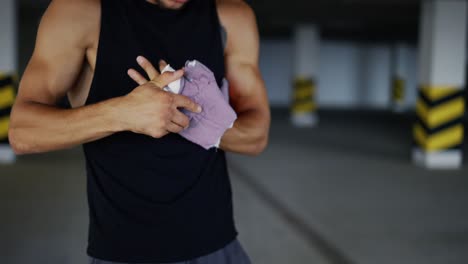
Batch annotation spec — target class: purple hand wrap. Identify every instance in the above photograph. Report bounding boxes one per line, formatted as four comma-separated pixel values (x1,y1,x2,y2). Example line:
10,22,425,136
174,60,237,150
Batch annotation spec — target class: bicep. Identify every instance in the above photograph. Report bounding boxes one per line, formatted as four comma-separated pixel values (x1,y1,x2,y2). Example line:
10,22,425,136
223,3,268,113
225,60,268,113
17,0,91,106
19,52,85,107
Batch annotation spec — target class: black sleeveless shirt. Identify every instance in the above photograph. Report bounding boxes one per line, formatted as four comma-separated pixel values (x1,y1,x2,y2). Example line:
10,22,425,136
83,0,237,262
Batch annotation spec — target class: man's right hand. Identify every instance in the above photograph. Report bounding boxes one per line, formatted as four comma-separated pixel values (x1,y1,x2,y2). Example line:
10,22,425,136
117,69,202,139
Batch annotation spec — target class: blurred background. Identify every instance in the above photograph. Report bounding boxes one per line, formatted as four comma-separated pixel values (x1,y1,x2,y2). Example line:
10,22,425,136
1,0,468,263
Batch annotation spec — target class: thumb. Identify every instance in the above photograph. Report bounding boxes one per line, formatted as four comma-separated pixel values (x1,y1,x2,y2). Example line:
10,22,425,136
157,69,184,87
149,69,184,89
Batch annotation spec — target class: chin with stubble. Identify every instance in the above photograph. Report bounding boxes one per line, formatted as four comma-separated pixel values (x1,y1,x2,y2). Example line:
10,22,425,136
146,0,190,10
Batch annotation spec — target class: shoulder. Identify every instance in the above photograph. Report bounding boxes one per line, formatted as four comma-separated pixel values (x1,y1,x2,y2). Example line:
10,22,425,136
44,0,100,22
39,0,100,48
216,0,258,56
216,0,256,27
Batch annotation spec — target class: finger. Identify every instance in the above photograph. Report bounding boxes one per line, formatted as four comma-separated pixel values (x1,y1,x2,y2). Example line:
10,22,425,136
159,59,168,72
170,109,190,129
166,122,184,134
127,68,148,85
155,69,185,88
148,80,165,90
172,94,202,113
137,56,160,80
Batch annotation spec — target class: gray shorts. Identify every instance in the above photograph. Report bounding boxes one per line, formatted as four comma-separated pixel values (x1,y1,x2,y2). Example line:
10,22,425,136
88,239,252,264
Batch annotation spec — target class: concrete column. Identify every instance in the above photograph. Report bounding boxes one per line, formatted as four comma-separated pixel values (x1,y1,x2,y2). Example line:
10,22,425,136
413,0,467,169
0,0,17,164
391,43,411,112
291,24,320,127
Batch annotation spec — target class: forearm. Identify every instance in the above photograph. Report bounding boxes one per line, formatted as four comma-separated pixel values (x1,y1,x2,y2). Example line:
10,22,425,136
9,97,123,154
219,108,270,156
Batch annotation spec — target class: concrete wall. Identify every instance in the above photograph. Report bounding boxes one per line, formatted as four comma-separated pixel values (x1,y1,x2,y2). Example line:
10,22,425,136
260,38,420,109
0,0,17,72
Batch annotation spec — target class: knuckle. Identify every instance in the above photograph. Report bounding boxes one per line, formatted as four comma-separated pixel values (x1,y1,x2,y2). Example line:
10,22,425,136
147,82,157,89
167,94,175,104
151,92,159,100
150,129,162,138
160,117,169,127
185,97,195,106
167,114,174,125
149,80,162,89
164,108,173,119
161,72,173,80
161,92,171,103
168,95,177,106
167,115,174,124
181,97,191,108
155,91,166,102
181,117,190,128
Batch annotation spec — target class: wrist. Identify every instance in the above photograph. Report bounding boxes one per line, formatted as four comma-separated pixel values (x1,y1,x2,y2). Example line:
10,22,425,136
104,96,128,133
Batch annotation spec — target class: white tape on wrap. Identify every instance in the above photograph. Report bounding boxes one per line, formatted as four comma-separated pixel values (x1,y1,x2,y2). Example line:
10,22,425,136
161,64,182,94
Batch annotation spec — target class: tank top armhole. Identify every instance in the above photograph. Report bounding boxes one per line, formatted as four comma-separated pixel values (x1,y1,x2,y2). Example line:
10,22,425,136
220,24,227,52
212,0,227,56
84,0,105,106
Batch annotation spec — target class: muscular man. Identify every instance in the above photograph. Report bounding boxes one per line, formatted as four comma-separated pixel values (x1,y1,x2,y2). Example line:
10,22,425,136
9,0,270,263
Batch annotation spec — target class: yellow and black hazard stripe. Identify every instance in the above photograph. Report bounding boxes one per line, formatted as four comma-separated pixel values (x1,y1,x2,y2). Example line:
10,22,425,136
291,77,317,114
413,86,465,152
392,76,405,103
0,73,17,144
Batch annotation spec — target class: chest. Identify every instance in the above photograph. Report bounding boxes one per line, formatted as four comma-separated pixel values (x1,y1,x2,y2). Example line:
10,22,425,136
71,3,226,107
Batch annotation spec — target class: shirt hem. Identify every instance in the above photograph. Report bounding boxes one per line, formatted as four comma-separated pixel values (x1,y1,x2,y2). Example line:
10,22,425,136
86,230,239,263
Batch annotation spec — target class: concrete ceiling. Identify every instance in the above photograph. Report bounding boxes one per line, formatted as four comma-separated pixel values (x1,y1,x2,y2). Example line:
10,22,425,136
19,0,50,7
251,0,421,41
19,0,422,41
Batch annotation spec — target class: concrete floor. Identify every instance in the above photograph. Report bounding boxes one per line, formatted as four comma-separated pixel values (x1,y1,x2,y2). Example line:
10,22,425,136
0,109,467,264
